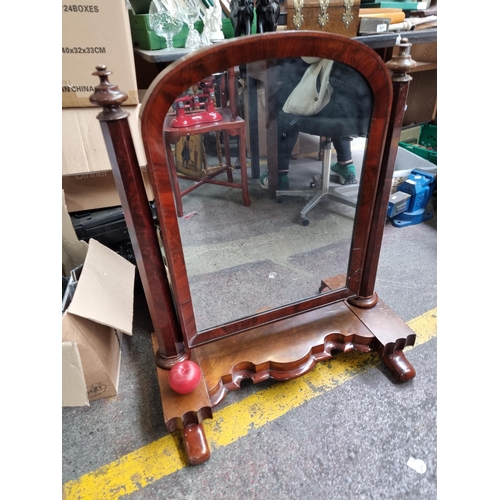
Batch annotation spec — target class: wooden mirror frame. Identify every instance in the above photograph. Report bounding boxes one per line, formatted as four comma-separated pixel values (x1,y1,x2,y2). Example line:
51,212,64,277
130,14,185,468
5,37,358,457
140,31,393,348
91,31,418,465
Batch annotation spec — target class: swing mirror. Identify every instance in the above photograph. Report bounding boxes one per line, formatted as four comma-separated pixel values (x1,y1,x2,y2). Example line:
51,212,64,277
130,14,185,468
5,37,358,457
140,33,391,348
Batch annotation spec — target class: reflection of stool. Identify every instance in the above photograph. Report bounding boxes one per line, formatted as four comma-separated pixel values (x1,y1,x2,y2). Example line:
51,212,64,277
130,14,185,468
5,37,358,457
163,69,250,217
276,138,359,226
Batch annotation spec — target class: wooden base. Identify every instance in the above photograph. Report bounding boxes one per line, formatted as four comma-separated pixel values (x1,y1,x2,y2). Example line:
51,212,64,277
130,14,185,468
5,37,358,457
153,297,416,465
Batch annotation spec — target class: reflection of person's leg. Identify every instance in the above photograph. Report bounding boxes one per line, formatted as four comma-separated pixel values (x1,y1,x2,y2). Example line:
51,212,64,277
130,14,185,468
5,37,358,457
259,122,298,190
331,136,357,185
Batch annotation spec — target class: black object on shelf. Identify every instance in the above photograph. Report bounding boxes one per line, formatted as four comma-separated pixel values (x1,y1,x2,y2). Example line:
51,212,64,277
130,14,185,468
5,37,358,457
69,202,159,267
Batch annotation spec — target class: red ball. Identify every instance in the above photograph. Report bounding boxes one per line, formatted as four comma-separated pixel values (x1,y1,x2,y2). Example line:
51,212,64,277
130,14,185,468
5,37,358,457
169,360,202,395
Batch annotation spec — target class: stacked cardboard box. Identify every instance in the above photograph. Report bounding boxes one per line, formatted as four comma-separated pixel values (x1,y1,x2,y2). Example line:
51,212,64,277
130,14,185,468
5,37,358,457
62,1,148,405
62,0,153,212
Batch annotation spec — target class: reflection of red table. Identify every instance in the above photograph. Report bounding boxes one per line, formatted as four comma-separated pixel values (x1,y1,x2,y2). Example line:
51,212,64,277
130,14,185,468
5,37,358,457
164,107,250,217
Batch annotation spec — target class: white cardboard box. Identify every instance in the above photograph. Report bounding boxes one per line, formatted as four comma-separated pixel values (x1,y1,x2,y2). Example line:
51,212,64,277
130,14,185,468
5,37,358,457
62,192,135,406
391,146,437,193
62,0,139,108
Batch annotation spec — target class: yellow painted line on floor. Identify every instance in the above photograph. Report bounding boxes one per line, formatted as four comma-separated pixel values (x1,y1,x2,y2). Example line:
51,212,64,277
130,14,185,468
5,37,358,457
63,308,437,500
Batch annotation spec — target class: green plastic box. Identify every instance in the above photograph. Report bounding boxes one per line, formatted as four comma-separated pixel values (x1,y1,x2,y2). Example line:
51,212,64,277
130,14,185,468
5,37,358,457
360,2,422,9
399,124,437,165
128,11,207,50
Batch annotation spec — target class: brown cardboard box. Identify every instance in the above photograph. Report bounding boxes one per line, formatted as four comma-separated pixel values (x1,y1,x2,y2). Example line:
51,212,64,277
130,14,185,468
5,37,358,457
62,192,135,406
62,0,139,108
62,104,153,212
62,104,146,176
61,169,154,212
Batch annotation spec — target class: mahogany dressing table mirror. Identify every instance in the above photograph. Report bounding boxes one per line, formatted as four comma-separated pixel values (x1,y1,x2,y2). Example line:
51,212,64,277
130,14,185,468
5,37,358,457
90,31,418,466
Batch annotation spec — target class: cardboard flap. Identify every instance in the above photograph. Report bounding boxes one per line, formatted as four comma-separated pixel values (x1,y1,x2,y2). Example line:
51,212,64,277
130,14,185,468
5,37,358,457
68,239,135,335
62,341,90,407
62,190,88,276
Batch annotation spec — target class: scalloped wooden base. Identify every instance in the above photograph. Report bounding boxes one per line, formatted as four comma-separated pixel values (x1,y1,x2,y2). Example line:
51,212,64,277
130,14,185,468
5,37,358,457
152,297,416,465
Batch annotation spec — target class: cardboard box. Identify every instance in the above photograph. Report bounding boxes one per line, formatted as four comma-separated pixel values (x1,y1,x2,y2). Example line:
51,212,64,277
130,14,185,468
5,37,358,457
62,168,154,213
62,0,139,107
62,104,153,212
358,16,391,34
62,105,146,175
62,192,135,406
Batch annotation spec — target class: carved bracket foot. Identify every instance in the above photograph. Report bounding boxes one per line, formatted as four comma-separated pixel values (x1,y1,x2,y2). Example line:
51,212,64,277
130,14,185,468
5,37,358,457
183,423,211,465
378,348,416,383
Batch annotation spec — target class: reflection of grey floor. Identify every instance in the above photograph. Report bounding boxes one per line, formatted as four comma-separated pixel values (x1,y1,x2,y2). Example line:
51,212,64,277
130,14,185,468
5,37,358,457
177,134,365,331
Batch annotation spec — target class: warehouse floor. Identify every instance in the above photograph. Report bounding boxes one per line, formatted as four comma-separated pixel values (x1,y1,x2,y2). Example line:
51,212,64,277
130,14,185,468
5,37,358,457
62,139,438,499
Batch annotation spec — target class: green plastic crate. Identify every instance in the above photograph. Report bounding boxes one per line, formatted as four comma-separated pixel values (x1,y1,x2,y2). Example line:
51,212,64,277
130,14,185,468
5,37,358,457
399,124,437,165
129,11,206,50
360,2,422,9
129,10,239,50
419,123,437,149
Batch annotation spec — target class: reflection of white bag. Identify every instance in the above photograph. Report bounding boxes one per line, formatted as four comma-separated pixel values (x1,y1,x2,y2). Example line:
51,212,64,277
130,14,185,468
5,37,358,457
282,58,334,116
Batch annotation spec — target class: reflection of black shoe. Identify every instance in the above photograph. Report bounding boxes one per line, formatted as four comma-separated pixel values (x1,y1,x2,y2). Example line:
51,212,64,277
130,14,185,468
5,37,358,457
330,163,357,185
259,172,289,190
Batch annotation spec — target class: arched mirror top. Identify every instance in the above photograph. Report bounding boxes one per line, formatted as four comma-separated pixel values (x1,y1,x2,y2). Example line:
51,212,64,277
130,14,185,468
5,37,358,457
138,31,394,348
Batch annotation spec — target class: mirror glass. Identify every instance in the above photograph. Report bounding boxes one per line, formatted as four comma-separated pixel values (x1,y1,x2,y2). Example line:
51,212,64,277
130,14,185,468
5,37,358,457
164,56,373,333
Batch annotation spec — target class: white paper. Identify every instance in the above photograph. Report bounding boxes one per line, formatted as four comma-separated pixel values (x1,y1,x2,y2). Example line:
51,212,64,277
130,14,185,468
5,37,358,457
407,457,427,474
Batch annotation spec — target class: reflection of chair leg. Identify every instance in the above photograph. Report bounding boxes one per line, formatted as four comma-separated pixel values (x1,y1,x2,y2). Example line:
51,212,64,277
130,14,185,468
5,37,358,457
222,131,234,182
166,142,185,217
215,131,223,166
328,185,359,208
276,137,333,226
276,137,362,224
238,129,251,207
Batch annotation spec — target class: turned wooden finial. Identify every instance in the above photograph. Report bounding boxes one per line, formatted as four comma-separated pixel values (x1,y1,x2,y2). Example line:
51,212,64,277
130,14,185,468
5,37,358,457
89,65,129,121
386,38,417,82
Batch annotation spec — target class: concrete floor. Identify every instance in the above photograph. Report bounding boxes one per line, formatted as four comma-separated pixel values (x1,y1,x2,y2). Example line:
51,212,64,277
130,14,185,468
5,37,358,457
62,138,438,499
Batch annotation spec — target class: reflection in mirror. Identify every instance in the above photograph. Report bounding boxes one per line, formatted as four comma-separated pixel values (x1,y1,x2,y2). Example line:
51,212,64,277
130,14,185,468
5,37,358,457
163,57,373,333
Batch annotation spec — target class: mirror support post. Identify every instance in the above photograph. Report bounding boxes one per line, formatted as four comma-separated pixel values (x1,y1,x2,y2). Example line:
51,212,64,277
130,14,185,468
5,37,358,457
352,39,417,306
90,65,188,369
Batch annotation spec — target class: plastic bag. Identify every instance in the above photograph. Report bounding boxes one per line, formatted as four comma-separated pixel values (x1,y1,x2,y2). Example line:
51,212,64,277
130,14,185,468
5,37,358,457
282,58,334,116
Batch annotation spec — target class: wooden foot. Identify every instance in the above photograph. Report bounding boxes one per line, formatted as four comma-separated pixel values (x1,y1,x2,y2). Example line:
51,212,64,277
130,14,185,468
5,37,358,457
379,349,416,383
183,423,211,465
